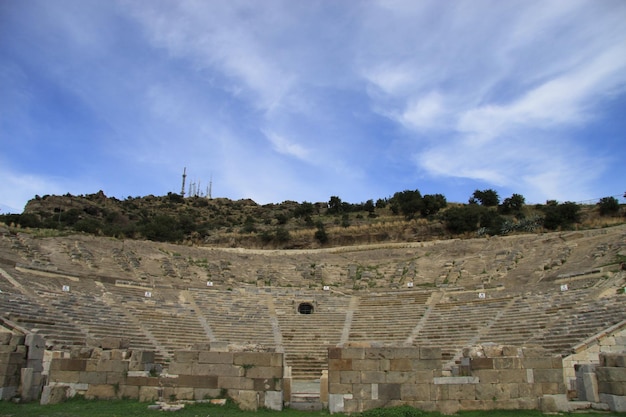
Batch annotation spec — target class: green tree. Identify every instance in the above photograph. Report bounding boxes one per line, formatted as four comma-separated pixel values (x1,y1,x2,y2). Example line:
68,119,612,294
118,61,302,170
390,190,423,219
314,222,328,244
420,194,447,217
542,201,581,230
328,196,343,214
499,193,525,215
470,189,500,207
294,201,314,218
598,196,619,216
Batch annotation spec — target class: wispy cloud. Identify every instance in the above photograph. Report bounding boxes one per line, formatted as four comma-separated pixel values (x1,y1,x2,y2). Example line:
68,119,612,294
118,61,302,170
1,0,624,209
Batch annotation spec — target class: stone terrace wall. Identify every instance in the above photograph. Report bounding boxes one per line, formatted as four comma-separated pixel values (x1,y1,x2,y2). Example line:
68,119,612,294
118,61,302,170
328,345,565,414
44,344,283,411
564,320,626,391
597,352,626,412
0,329,44,401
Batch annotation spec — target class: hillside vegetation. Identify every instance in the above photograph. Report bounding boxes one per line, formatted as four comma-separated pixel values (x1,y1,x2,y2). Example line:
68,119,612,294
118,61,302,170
0,190,623,249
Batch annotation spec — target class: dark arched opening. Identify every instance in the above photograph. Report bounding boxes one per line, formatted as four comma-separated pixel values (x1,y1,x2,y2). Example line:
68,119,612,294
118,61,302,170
298,302,314,314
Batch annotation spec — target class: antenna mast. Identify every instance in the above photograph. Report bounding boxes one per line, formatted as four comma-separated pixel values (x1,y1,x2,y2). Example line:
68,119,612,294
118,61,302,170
181,167,187,197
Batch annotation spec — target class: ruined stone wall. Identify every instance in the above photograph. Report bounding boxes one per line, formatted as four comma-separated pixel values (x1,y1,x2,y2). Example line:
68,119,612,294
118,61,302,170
328,345,565,414
597,352,626,412
564,320,626,391
0,329,44,401
44,345,283,411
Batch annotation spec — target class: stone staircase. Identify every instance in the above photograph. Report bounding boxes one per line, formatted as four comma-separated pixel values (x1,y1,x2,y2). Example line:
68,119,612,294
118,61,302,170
274,291,349,380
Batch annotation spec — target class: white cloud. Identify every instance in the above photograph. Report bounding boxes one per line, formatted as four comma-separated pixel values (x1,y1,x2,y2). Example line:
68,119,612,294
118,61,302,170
263,130,310,160
399,91,446,131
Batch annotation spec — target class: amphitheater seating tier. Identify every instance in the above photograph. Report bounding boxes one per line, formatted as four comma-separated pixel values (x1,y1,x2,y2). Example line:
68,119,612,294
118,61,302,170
1,225,625,379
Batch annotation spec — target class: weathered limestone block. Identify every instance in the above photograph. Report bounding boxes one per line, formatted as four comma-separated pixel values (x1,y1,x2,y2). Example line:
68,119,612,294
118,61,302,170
138,386,160,402
174,350,199,363
600,393,626,412
85,384,116,399
198,351,233,364
244,366,281,379
163,386,194,400
177,374,218,389
232,389,258,411
50,359,86,372
218,376,254,390
264,390,283,410
40,385,69,405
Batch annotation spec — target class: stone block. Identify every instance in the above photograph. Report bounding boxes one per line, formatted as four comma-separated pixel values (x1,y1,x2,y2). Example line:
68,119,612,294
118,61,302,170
174,350,199,363
433,376,479,385
253,377,279,392
0,386,17,401
208,341,229,352
168,362,193,375
97,359,128,373
209,363,244,377
502,346,521,357
493,357,521,369
118,384,139,399
540,382,562,395
100,337,129,350
40,385,69,405
234,352,274,367
78,371,107,385
386,371,416,384
49,370,81,383
130,350,155,364
329,393,345,413
177,374,218,389
447,383,476,400
340,370,361,384
329,382,353,394
0,332,12,345
341,348,365,359
597,367,626,382
438,399,460,415
401,383,431,401
218,376,254,390
522,357,554,369
138,386,160,402
420,346,441,360
378,383,401,400
107,371,126,385
540,394,570,413
193,388,222,400
165,387,194,400
522,346,548,358
471,358,493,370
10,334,24,346
413,359,441,370
235,389,259,411
600,393,626,412
85,384,116,400
498,369,527,383
264,390,282,410
352,359,379,371
329,358,352,371
50,359,86,372
244,366,281,379
390,358,413,372
328,347,342,359
534,369,563,383
198,351,234,364
476,383,501,401
600,353,626,368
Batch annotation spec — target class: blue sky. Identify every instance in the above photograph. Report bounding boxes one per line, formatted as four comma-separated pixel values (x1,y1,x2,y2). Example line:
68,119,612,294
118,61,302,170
1,0,625,213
